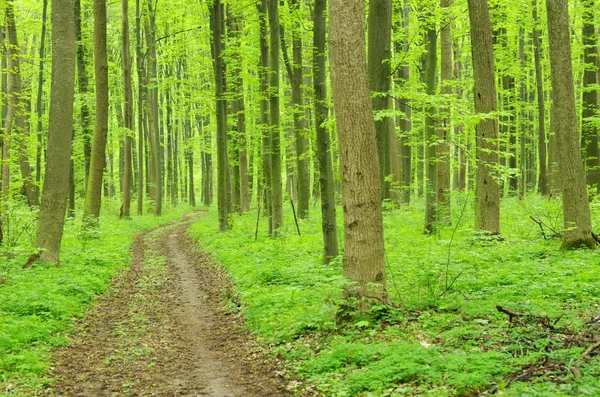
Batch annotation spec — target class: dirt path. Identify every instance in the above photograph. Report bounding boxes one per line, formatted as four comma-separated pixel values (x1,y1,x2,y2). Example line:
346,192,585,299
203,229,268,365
50,216,288,396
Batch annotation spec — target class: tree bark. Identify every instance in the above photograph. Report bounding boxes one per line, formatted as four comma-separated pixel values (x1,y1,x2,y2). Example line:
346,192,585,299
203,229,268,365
34,0,48,204
268,0,283,236
211,0,230,231
581,0,599,192
313,0,339,263
330,0,388,302
532,0,547,196
121,0,133,218
424,26,437,235
75,0,91,192
438,0,452,220
135,0,145,215
396,0,411,205
367,0,392,200
35,0,76,263
546,0,596,249
467,0,501,235
83,0,109,226
4,3,38,207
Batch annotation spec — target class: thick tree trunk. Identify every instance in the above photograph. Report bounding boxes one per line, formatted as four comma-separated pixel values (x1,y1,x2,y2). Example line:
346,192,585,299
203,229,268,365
121,0,133,218
330,0,388,302
532,0,548,196
367,0,392,200
83,0,109,226
313,0,339,263
35,0,76,263
581,0,599,192
467,0,501,235
546,0,596,250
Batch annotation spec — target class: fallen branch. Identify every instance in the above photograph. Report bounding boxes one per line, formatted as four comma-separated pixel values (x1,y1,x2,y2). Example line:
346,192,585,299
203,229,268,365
581,340,600,360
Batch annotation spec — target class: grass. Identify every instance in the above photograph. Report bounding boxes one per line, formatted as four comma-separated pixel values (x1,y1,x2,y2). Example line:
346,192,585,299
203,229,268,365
189,193,600,396
0,201,195,396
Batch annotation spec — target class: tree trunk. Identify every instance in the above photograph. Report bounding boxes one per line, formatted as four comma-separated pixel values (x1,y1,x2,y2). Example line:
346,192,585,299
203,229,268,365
135,0,145,215
146,0,161,216
546,0,596,250
83,0,109,226
75,0,91,192
5,3,38,207
396,0,411,205
532,0,547,196
581,0,599,192
330,0,388,302
268,0,283,236
467,0,501,235
1,21,7,207
121,0,133,218
211,0,230,231
438,0,452,221
35,0,76,263
424,26,437,235
34,0,48,205
518,28,527,199
313,0,339,263
367,0,392,200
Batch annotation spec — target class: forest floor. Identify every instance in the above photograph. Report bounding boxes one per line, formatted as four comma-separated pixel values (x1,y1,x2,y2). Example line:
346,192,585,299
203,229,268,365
49,214,288,396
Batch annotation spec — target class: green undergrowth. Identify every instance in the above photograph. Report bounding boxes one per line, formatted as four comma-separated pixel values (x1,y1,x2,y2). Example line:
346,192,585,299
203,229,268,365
0,202,196,396
189,194,600,396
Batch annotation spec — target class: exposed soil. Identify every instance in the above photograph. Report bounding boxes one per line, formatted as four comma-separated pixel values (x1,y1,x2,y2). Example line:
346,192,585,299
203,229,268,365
50,215,289,396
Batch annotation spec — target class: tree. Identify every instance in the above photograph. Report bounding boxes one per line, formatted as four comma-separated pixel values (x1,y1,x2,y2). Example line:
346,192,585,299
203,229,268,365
580,0,599,192
121,0,133,218
531,0,547,196
423,23,437,234
4,2,38,207
367,0,392,200
35,0,76,263
210,0,230,232
329,0,387,302
437,0,452,219
546,0,597,250
313,0,339,263
83,0,109,226
268,0,283,236
467,0,500,235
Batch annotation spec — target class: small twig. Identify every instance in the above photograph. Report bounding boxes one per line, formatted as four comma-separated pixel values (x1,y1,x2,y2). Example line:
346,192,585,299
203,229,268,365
582,340,600,360
496,305,526,322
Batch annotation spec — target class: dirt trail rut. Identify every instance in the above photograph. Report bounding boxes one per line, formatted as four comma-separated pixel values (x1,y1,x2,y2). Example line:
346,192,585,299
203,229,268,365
51,216,288,396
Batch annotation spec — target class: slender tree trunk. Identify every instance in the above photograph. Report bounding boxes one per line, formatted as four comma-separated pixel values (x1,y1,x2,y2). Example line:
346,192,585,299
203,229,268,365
257,0,271,231
424,26,437,234
289,0,310,219
313,0,339,263
397,0,411,205
34,0,48,204
581,0,599,192
268,0,283,236
1,22,8,208
546,0,596,250
518,28,527,199
83,0,109,226
5,3,38,207
368,0,392,200
146,0,161,216
438,0,452,220
135,0,144,215
211,0,230,231
75,0,91,192
35,0,76,263
121,0,133,218
468,0,501,235
532,0,547,196
330,0,388,302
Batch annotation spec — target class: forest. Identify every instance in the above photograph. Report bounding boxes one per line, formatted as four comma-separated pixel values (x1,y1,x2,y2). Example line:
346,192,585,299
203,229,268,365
1,0,600,395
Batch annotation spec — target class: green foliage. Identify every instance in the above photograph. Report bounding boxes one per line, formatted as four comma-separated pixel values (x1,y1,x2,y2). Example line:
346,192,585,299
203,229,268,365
0,203,193,395
190,195,600,396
